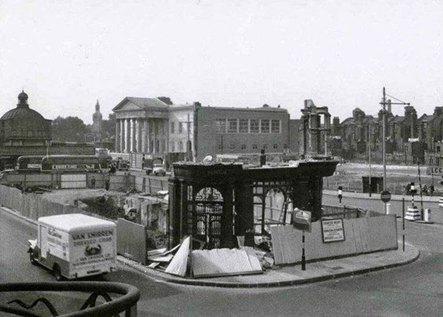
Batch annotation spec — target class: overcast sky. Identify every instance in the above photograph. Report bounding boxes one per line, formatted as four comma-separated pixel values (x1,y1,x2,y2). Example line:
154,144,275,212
1,0,442,124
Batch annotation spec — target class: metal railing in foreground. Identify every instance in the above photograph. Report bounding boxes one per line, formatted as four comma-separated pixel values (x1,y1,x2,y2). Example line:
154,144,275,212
0,281,140,317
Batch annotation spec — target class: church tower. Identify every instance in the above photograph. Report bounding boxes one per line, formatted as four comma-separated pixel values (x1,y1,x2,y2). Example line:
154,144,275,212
92,100,103,140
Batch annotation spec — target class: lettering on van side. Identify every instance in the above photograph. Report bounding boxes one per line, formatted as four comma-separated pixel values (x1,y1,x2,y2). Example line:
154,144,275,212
72,230,113,241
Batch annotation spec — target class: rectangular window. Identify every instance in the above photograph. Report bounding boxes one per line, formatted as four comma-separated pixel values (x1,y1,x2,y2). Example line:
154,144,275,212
228,119,238,133
241,144,246,150
250,120,259,133
239,119,249,133
230,142,235,150
216,118,226,133
261,119,270,133
179,141,183,151
271,120,280,133
171,122,175,134
171,142,175,152
263,144,268,149
273,144,278,149
252,144,258,149
179,122,183,134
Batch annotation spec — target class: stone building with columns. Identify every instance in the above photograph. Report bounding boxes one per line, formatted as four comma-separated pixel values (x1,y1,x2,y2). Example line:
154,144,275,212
113,97,195,159
113,97,298,163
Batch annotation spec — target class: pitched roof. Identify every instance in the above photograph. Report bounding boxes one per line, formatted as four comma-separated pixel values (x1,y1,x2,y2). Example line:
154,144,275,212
113,97,169,111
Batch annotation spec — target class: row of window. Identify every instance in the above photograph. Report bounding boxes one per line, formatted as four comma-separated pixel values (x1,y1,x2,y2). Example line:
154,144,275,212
219,143,283,150
171,121,191,134
169,141,285,152
170,140,186,152
216,118,281,134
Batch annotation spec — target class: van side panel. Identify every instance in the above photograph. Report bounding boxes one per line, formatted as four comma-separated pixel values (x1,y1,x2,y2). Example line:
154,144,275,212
37,224,70,278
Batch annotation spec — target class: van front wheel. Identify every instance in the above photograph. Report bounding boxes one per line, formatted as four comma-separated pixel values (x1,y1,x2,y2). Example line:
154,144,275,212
53,264,63,281
29,251,37,266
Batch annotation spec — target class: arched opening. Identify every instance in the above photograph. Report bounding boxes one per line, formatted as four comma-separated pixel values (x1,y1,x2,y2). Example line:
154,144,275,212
194,187,224,249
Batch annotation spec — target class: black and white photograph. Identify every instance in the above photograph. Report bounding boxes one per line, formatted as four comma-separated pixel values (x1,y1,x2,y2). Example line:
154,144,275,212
1,1,442,316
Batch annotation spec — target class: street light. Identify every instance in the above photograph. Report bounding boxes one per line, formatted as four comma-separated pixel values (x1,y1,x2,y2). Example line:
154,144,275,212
380,87,410,213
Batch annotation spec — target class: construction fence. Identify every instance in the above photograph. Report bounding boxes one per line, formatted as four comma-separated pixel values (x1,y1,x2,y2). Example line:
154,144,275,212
0,185,83,221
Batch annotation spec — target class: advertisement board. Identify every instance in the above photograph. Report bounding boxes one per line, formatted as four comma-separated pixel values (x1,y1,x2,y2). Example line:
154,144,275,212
70,229,115,268
321,218,345,243
292,209,311,232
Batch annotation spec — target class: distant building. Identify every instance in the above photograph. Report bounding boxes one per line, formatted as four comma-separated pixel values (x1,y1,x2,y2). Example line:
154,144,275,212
113,97,297,163
92,100,103,141
299,100,331,157
0,91,94,170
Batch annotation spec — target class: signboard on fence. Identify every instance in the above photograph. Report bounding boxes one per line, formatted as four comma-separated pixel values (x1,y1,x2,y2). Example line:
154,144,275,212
321,218,345,243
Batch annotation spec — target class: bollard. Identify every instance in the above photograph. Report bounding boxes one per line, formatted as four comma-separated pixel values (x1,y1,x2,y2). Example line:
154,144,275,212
386,203,391,215
424,208,431,222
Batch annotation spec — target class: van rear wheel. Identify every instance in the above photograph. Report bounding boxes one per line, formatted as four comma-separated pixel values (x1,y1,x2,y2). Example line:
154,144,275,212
53,264,63,281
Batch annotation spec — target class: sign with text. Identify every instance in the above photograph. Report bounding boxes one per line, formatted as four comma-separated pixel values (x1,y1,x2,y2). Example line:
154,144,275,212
321,219,345,243
429,166,443,175
292,209,311,232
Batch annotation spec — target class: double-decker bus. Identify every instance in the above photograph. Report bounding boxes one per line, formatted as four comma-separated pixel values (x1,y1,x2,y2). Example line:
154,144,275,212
16,155,45,172
41,155,101,172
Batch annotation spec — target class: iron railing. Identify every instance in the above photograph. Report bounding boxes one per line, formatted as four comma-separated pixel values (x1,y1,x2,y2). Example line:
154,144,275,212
0,281,140,317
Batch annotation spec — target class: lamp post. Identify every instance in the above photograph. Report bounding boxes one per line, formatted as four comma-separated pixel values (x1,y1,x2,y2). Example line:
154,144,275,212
380,87,410,213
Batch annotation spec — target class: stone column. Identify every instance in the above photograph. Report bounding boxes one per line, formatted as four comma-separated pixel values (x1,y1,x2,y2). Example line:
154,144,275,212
115,120,120,152
141,119,147,153
121,119,126,152
153,119,157,154
135,119,140,153
126,119,131,153
130,119,134,152
146,119,151,153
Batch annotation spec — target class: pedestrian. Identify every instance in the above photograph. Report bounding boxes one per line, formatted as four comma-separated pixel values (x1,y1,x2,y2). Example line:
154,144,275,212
105,178,110,191
405,183,411,195
430,184,435,197
422,184,428,196
91,176,96,189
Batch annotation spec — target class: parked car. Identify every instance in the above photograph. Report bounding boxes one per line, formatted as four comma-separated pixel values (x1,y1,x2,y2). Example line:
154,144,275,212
153,164,166,176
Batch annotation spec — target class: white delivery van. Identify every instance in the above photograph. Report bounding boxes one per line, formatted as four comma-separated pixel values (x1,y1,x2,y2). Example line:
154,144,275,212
28,214,117,280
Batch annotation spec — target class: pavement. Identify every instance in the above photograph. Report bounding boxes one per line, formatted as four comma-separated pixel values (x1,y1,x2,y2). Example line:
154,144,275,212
118,244,419,288
323,189,441,203
3,191,422,289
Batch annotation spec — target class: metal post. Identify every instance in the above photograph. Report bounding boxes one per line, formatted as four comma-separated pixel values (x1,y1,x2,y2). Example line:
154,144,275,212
368,123,372,197
382,88,387,214
338,186,343,205
418,162,424,220
402,198,405,252
179,180,184,240
301,230,306,271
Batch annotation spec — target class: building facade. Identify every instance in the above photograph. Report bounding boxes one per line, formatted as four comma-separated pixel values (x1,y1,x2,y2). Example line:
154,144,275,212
0,91,94,170
113,97,295,163
333,104,443,165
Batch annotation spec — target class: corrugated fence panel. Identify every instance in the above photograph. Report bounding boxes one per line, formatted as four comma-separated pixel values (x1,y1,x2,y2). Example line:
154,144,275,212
117,218,147,265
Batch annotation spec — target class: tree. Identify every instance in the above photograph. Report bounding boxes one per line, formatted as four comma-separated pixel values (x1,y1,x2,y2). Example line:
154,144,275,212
52,116,88,142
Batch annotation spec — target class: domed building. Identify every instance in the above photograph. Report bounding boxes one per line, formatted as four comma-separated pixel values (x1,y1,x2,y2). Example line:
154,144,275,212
0,91,95,170
1,91,52,145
